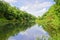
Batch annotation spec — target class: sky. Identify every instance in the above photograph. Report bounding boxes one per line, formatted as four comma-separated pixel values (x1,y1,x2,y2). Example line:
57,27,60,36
4,0,54,17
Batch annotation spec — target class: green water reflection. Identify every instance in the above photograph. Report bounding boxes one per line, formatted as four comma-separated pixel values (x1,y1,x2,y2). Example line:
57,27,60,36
0,22,35,40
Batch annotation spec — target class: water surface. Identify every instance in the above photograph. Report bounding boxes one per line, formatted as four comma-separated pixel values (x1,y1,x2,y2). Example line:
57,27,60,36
8,24,49,40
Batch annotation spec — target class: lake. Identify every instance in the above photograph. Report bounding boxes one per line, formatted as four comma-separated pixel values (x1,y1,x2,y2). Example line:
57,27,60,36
8,24,49,40
0,22,50,40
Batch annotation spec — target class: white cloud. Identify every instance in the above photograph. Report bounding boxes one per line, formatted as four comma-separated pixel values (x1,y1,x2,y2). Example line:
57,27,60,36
3,0,54,17
4,0,17,3
20,1,53,17
34,8,48,16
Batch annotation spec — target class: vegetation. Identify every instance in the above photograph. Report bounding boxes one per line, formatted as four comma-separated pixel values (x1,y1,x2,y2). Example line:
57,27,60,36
37,0,60,40
0,0,36,40
0,0,60,40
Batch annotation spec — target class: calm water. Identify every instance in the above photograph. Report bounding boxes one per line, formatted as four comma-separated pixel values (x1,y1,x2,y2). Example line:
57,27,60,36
8,24,49,40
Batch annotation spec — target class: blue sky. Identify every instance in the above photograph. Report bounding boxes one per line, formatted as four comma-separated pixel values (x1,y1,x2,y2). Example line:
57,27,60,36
4,0,54,17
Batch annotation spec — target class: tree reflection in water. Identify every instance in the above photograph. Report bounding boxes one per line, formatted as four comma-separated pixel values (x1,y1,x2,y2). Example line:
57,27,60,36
0,22,35,40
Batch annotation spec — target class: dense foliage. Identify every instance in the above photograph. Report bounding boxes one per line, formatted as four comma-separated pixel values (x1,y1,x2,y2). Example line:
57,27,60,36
0,1,36,20
0,1,36,40
37,0,60,40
